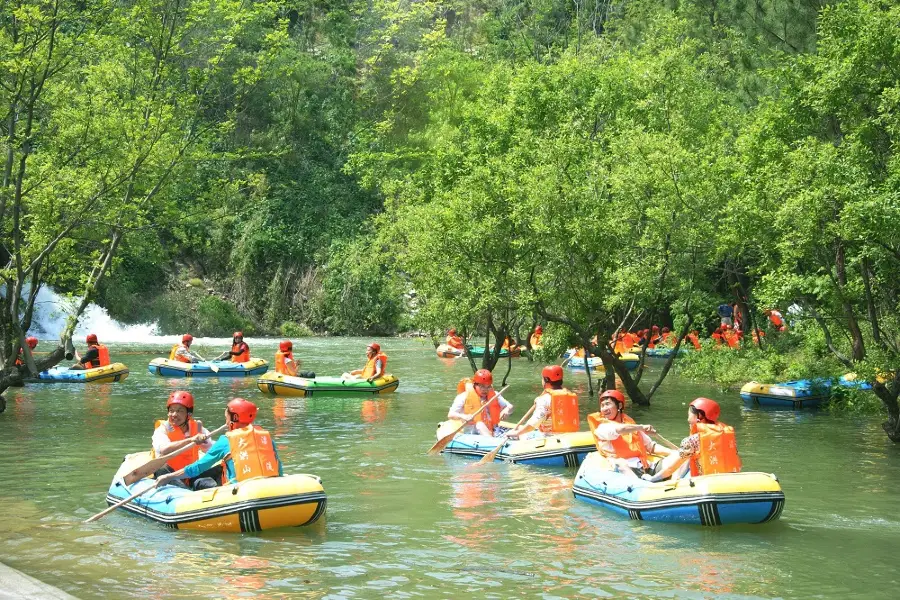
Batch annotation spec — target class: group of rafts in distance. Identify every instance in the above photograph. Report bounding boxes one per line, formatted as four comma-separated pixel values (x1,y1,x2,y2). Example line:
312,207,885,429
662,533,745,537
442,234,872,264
23,330,782,529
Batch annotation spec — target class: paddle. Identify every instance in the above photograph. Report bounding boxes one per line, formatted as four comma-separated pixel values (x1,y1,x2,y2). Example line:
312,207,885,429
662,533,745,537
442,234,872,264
84,480,164,523
122,423,228,486
652,432,681,450
427,385,510,455
474,403,536,465
193,351,219,374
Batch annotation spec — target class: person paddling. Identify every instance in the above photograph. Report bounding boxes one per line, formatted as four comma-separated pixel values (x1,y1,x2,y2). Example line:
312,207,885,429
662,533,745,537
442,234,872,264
641,398,742,482
447,369,513,437
156,398,283,489
216,331,250,362
347,342,388,383
587,389,672,479
506,365,579,440
70,333,110,370
150,391,220,490
173,334,203,363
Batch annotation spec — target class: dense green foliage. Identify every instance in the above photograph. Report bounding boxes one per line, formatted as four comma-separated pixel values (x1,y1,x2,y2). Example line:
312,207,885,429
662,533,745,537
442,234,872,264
3,0,899,437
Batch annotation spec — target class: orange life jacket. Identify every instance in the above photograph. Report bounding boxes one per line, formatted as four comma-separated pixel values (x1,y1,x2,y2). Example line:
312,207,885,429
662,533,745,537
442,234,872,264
690,422,742,476
231,342,250,363
538,389,580,433
587,413,649,469
226,425,279,482
171,343,193,363
724,331,740,349
15,350,24,366
687,333,701,350
446,335,465,350
529,332,542,348
275,351,297,376
84,343,110,368
152,418,201,471
361,353,388,379
462,388,501,433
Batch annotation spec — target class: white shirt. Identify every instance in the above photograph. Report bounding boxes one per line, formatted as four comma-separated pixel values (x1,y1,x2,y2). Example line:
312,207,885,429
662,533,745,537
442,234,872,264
174,344,201,362
152,421,212,457
593,422,654,469
448,391,511,421
525,393,552,429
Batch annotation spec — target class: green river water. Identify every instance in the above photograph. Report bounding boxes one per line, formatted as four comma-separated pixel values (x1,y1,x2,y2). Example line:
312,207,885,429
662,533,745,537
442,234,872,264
1,337,898,599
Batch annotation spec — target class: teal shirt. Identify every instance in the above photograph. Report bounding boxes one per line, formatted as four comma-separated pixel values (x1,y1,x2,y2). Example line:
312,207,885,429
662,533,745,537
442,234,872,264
183,433,283,483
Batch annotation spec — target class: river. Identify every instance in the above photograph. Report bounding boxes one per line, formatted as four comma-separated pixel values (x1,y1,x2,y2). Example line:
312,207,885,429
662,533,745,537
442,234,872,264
1,337,897,599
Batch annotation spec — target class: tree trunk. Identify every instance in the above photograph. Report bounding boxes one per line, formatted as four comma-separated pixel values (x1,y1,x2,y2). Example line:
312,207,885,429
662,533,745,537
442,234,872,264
873,379,900,442
595,343,648,405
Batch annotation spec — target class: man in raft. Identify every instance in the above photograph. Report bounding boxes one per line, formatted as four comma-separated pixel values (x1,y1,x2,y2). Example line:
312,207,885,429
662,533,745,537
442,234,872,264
151,391,220,490
70,333,110,370
505,365,579,440
156,398,283,488
216,331,251,362
529,325,543,348
587,389,672,478
173,333,203,363
641,397,742,482
447,369,513,436
346,342,388,383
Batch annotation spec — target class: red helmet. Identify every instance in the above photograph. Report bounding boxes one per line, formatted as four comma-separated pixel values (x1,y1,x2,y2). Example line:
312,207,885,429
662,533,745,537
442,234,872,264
86,333,98,344
279,340,293,352
473,369,493,385
652,325,659,331
233,331,243,339
182,334,193,343
535,325,542,333
227,398,257,425
368,342,381,353
541,365,563,383
690,397,720,422
167,390,194,412
448,328,457,335
599,389,626,410
662,327,670,333
25,336,38,349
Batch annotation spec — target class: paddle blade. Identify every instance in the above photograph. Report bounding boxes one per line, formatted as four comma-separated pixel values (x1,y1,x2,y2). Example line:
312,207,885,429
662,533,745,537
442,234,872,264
84,481,159,523
477,438,507,464
427,422,464,455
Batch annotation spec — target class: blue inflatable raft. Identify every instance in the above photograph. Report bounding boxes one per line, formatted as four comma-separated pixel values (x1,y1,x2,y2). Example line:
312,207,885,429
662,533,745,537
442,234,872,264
148,358,268,378
436,421,595,468
572,452,785,526
29,362,130,383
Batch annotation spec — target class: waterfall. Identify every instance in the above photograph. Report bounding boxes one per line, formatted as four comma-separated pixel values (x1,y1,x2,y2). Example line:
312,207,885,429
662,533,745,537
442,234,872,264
25,286,161,343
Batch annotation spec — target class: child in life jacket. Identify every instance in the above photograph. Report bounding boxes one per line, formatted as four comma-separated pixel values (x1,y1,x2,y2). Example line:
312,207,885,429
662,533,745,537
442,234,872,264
641,397,742,482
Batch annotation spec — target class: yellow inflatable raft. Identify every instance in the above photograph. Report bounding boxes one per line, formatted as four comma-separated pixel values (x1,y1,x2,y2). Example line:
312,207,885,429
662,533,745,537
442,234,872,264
105,452,326,532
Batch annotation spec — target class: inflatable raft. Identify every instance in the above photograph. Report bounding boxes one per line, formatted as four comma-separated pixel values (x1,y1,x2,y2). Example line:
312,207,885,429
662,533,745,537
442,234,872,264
630,347,686,358
740,380,832,409
148,358,268,378
257,372,400,397
29,363,129,383
103,452,326,532
436,420,595,467
435,343,465,358
566,353,640,371
573,452,784,526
